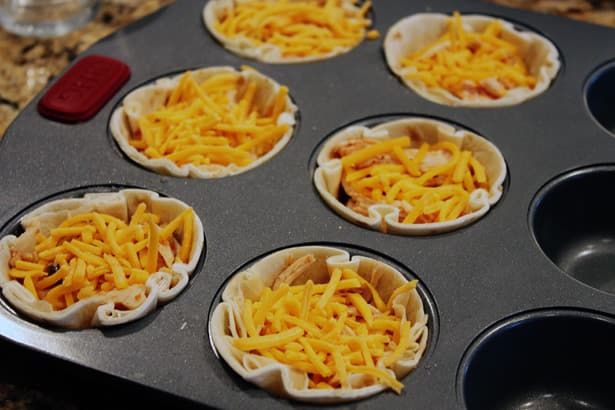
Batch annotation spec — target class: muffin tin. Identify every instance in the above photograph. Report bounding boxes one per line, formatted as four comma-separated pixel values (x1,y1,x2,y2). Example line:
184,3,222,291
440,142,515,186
1,0,615,408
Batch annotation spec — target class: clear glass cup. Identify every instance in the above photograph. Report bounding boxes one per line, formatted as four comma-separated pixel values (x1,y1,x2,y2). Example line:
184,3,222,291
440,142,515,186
0,0,99,37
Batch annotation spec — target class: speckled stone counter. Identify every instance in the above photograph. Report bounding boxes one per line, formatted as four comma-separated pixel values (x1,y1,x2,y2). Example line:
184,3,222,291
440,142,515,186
0,0,173,136
490,0,615,26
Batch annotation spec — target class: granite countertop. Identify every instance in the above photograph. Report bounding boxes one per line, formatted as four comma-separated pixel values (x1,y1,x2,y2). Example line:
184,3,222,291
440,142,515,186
0,0,174,137
490,0,615,26
0,1,613,409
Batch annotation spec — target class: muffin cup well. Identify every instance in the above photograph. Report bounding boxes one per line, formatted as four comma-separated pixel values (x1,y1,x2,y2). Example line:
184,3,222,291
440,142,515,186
0,188,204,329
314,117,506,235
209,245,430,403
585,60,615,136
460,309,615,409
202,0,372,63
530,165,615,294
384,13,560,107
109,66,297,178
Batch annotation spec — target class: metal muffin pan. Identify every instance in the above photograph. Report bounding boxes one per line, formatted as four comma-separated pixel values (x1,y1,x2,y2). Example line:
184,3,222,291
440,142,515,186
1,0,615,408
585,59,615,136
459,308,615,409
530,165,615,295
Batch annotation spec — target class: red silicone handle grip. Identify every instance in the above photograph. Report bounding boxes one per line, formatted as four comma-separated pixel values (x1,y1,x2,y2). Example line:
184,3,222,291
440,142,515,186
37,55,131,123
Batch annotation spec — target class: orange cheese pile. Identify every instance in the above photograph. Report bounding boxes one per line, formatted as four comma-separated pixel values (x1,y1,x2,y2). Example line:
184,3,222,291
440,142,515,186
8,204,194,311
215,0,374,58
129,70,290,168
401,12,537,100
338,137,488,224
233,266,421,393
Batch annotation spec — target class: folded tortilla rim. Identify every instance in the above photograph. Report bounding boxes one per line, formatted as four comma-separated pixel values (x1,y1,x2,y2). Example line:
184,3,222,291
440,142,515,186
313,117,507,235
0,188,205,329
109,66,298,178
202,0,370,63
384,13,561,107
209,245,429,403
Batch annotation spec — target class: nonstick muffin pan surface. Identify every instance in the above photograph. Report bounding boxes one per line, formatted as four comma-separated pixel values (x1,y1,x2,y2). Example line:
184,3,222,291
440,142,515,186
1,1,615,408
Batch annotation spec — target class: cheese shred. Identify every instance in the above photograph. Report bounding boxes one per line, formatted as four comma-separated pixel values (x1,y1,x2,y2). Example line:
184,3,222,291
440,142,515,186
400,11,537,100
333,137,489,224
8,205,195,311
214,0,375,59
129,69,292,171
232,256,424,393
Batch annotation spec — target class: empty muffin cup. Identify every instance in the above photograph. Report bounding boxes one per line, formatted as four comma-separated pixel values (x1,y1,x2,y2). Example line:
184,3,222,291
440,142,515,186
460,309,615,409
586,60,615,135
530,165,615,293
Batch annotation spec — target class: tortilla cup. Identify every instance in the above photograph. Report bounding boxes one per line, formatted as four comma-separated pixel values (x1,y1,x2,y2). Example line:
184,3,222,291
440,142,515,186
210,245,428,403
203,0,369,63
314,117,506,235
110,66,297,178
0,189,204,329
384,13,560,107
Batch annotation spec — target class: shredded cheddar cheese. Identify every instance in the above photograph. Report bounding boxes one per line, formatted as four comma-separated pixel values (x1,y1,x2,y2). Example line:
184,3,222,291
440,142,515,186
401,12,536,100
366,29,380,40
233,263,422,393
214,0,374,58
333,137,489,224
8,205,194,311
129,69,291,169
